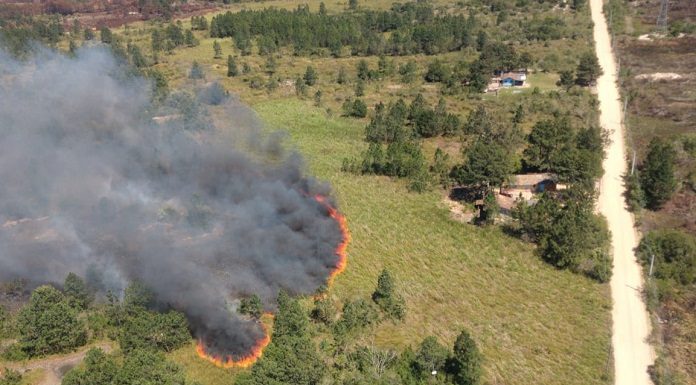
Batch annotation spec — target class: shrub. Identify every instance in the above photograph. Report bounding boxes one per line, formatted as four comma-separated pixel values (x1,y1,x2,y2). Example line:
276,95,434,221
333,299,377,337
638,230,696,285
311,297,336,325
0,368,21,385
372,269,406,320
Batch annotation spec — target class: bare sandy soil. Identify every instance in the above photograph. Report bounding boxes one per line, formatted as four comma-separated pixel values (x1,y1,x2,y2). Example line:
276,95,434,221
590,0,655,384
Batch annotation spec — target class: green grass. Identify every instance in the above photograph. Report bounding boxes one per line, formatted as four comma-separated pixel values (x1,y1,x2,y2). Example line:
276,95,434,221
169,342,243,385
250,98,612,385
97,4,610,383
18,368,45,385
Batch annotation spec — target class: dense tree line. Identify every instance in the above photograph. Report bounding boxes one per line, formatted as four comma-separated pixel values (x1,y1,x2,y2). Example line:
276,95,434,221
0,15,63,56
0,275,190,370
0,256,483,385
209,2,479,57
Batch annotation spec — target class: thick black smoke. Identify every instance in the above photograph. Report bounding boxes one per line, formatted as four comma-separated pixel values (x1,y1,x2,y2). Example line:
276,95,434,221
0,47,343,358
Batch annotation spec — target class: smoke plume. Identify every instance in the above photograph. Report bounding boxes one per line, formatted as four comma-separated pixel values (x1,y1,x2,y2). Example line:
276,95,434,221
0,47,343,358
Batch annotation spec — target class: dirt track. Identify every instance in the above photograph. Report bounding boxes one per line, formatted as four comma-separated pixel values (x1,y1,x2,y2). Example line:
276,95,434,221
2,343,112,385
589,0,655,384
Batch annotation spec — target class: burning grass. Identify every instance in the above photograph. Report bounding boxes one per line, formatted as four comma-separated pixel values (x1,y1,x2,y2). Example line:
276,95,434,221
196,313,273,369
193,194,350,368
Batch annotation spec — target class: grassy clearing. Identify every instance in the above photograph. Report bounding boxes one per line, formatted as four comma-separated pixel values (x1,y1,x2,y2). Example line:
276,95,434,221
91,4,612,384
252,98,612,385
160,97,611,385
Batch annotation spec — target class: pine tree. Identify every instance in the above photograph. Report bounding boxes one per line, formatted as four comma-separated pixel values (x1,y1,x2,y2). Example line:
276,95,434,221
63,273,90,310
213,40,222,58
371,269,405,320
355,79,365,96
227,55,239,77
184,29,198,47
372,269,395,302
83,28,95,41
641,138,677,209
558,70,575,90
68,40,77,56
100,26,112,44
295,77,307,96
415,336,448,374
356,59,370,80
450,330,482,385
337,66,348,84
264,56,277,75
247,292,325,385
303,66,318,86
575,52,602,86
189,61,204,80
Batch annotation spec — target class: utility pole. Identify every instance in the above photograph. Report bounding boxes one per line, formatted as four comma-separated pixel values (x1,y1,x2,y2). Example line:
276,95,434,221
623,97,628,118
649,254,655,278
657,0,669,30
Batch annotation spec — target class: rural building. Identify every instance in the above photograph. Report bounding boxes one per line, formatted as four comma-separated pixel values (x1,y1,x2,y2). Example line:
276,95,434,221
499,72,526,87
487,69,528,92
495,173,565,215
508,173,561,193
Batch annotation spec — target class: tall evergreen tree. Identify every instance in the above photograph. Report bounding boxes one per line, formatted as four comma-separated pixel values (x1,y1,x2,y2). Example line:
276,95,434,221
641,138,677,209
227,55,239,77
99,26,112,44
450,330,482,385
303,66,318,86
213,40,222,58
189,61,204,80
575,52,602,86
63,273,90,310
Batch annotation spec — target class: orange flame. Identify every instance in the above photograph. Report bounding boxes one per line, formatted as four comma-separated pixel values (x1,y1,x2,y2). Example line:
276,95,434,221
314,194,351,287
196,195,350,368
195,313,273,369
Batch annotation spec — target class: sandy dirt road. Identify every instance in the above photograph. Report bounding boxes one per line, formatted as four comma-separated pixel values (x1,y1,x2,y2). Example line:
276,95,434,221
589,0,655,384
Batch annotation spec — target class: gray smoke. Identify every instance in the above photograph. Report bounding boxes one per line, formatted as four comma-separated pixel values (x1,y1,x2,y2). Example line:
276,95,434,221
0,47,343,357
